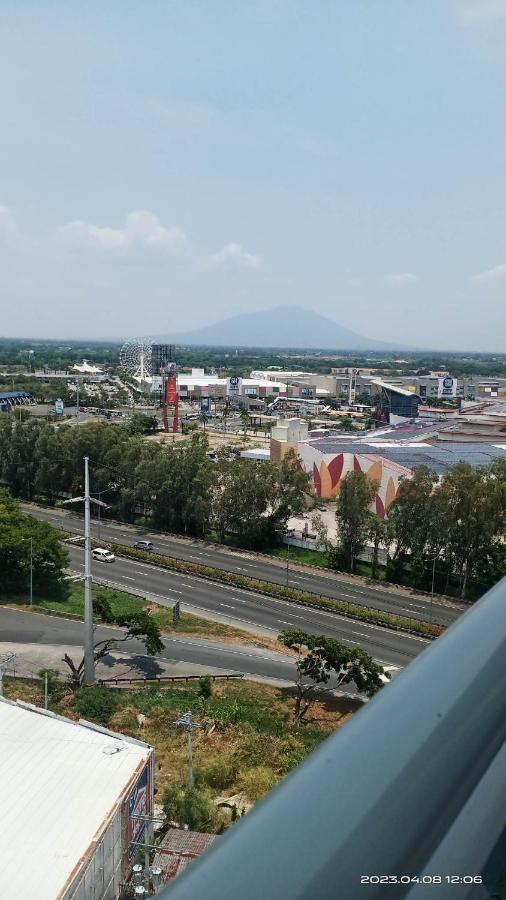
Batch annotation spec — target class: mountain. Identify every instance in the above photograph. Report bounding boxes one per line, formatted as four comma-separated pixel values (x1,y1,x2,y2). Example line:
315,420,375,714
151,306,406,351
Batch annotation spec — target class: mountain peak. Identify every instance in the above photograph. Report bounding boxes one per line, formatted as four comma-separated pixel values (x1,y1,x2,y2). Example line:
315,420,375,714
151,306,406,350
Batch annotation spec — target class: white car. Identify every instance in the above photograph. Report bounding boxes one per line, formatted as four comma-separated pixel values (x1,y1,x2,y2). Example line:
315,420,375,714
91,548,115,563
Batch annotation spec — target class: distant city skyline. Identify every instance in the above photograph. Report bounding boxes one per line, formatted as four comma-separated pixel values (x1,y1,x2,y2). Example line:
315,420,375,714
1,1,506,350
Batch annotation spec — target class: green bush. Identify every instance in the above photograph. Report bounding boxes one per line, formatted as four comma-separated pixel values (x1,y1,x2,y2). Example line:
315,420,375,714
198,675,213,700
163,782,217,831
279,736,308,774
74,685,119,724
195,753,239,790
238,766,277,802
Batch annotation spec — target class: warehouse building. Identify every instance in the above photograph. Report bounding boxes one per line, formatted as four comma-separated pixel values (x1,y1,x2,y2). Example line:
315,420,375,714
0,698,154,900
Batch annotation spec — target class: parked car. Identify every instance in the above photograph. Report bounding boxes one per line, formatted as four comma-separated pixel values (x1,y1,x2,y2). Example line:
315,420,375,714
133,540,154,551
91,548,115,563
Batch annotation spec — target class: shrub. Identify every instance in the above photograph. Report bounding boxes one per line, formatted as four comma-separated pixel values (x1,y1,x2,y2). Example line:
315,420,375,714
198,675,213,700
195,753,239,790
279,736,308,774
163,782,217,831
73,685,119,724
238,766,277,802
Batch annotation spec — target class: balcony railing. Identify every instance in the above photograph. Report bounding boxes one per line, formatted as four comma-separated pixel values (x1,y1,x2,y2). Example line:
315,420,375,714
159,577,506,899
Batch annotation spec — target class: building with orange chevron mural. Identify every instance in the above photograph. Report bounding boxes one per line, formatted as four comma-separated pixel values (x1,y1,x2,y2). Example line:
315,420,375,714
270,418,506,517
297,442,411,517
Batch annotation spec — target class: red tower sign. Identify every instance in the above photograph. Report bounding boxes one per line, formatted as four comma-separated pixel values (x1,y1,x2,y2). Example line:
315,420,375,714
151,345,179,433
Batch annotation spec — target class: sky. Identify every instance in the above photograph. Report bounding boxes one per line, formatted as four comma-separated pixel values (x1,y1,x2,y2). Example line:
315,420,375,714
1,0,506,350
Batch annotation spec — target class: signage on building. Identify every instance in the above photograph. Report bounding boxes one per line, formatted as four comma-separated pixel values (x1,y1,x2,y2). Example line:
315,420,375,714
54,398,64,415
227,376,242,397
127,764,150,859
438,376,457,399
200,398,210,412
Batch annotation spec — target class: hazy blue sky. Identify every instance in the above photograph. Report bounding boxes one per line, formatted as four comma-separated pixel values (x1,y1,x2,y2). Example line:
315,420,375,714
1,1,506,349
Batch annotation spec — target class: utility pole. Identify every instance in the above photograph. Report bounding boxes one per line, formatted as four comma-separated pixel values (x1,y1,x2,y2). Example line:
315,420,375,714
44,671,48,710
83,456,94,685
29,536,33,606
0,654,15,697
63,458,110,686
173,711,202,787
431,556,437,618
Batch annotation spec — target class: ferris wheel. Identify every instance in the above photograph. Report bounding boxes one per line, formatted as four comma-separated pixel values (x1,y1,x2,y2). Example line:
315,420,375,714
119,339,153,380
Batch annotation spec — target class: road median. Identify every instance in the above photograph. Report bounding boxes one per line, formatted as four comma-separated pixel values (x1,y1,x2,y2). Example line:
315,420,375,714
106,543,442,640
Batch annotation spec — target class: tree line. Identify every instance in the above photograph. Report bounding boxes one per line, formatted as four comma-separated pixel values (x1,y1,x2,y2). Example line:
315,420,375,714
1,415,504,598
314,464,506,598
0,417,310,549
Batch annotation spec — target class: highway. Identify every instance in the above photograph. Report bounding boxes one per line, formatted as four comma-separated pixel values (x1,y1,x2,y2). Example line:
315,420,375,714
63,544,428,669
23,504,463,627
0,606,298,683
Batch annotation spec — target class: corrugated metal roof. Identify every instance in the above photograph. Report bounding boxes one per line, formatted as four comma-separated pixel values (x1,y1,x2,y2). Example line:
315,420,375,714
153,828,217,884
305,438,506,473
0,698,151,900
0,390,33,400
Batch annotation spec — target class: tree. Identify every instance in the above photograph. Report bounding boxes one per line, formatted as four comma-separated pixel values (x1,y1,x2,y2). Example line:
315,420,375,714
240,409,250,435
280,630,388,724
366,514,390,580
440,462,506,598
0,491,69,595
129,413,158,435
386,466,439,581
62,607,163,690
210,450,310,548
334,471,378,572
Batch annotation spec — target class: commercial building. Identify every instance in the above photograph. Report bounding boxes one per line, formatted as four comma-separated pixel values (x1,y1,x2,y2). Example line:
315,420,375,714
271,418,309,460
0,389,34,411
0,697,154,900
270,415,506,512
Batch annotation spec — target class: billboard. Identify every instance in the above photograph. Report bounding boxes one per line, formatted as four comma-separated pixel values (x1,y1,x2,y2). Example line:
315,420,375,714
127,764,151,860
438,376,457,399
166,378,178,403
201,398,210,412
54,398,64,415
227,375,242,397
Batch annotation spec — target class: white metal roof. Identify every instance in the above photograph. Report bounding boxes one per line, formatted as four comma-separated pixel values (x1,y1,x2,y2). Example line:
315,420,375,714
0,698,151,900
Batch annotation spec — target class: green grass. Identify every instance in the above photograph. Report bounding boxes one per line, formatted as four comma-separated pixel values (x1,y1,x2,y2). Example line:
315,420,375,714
3,676,359,827
267,545,388,581
267,546,331,568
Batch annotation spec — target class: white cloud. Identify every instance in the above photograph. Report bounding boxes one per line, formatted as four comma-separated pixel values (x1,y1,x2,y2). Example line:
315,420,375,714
473,262,506,283
385,272,418,286
202,242,262,269
61,210,188,253
453,0,506,30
